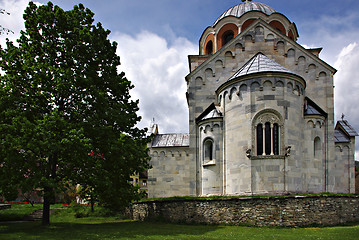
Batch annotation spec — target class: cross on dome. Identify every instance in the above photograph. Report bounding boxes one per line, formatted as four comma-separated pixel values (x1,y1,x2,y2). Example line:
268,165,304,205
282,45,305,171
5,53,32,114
241,0,253,2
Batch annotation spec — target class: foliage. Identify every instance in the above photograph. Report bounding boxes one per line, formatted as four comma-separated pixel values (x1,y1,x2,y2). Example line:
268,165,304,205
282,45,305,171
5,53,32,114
0,1,150,225
61,203,123,219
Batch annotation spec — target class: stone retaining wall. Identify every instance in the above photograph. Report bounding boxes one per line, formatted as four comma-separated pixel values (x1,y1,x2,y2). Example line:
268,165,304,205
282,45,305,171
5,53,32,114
127,195,359,226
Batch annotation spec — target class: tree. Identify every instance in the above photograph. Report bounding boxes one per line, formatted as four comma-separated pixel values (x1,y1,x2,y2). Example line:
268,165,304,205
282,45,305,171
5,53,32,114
0,2,150,225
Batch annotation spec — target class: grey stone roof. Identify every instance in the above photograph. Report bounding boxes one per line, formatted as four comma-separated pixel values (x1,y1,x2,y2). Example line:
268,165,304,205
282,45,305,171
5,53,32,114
202,107,222,120
335,129,350,143
196,103,223,123
304,97,327,117
334,120,358,143
228,53,295,81
214,1,276,26
151,134,189,148
336,120,359,137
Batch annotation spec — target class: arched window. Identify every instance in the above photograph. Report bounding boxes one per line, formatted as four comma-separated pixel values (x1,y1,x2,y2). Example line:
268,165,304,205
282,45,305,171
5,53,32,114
205,41,213,55
254,111,283,157
222,30,234,46
314,137,321,158
203,138,214,161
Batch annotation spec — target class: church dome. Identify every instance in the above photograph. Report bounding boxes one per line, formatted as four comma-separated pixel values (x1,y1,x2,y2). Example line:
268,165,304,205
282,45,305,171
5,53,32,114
213,0,276,26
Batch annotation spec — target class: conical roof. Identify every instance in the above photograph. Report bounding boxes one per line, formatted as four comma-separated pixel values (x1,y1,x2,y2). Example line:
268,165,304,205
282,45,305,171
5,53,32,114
228,53,295,81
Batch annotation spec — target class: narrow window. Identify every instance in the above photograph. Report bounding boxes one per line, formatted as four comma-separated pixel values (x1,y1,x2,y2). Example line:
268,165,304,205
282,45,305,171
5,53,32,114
257,124,263,155
204,139,213,161
222,30,234,46
273,123,279,155
314,137,321,158
265,122,271,155
205,41,213,55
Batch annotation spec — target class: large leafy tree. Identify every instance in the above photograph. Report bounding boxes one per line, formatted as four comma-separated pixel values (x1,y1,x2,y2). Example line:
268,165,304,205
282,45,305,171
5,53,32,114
0,2,150,225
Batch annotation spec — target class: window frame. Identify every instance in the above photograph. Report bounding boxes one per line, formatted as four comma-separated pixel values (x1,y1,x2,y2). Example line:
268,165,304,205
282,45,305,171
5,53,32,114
252,110,284,158
203,137,216,166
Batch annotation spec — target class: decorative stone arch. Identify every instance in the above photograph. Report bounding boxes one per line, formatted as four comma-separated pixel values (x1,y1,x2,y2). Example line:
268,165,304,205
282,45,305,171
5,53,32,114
159,151,166,158
250,81,260,91
263,80,273,90
308,63,317,74
266,33,275,41
307,120,315,129
335,145,343,152
287,48,295,58
318,71,327,82
315,120,323,128
229,86,237,101
235,42,244,52
275,80,284,88
245,33,254,42
252,109,284,156
225,51,235,66
204,124,212,133
239,83,248,92
195,76,204,86
151,151,159,157
287,82,293,93
225,51,235,58
215,60,225,74
275,41,285,54
205,68,214,84
297,56,306,72
173,150,181,157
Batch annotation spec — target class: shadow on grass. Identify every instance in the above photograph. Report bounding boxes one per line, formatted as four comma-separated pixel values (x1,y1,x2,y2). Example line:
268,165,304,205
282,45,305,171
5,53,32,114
0,220,222,240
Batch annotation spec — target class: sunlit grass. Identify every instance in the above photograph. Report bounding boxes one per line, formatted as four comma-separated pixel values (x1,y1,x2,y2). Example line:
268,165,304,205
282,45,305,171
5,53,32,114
0,204,358,239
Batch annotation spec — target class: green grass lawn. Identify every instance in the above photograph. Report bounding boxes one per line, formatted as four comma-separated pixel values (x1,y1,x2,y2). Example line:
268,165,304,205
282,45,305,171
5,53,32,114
0,204,359,239
0,202,43,221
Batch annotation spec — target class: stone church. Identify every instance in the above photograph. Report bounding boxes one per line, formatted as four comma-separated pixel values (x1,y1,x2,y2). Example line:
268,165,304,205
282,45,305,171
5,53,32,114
147,0,358,198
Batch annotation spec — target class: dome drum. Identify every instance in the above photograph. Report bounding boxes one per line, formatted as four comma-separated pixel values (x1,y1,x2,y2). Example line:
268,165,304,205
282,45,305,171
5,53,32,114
199,1,299,55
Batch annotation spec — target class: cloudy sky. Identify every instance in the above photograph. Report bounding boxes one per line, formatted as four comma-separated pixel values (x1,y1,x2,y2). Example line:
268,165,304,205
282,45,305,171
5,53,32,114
1,0,359,158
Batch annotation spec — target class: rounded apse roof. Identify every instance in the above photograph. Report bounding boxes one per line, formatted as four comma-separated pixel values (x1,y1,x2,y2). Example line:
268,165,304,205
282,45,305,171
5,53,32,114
213,0,276,26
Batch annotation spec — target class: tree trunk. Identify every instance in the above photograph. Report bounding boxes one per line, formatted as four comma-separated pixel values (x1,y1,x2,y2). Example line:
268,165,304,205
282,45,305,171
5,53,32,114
42,187,51,225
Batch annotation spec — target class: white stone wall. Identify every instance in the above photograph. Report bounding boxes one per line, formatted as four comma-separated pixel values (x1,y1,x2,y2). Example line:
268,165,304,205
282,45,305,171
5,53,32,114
148,16,351,198
198,120,223,195
148,147,194,198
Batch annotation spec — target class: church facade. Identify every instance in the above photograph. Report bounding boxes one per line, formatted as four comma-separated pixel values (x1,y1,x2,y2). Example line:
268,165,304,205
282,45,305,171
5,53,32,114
147,0,357,198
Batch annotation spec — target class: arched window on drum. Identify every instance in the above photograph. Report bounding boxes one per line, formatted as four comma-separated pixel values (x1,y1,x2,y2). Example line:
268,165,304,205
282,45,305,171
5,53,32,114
254,111,282,156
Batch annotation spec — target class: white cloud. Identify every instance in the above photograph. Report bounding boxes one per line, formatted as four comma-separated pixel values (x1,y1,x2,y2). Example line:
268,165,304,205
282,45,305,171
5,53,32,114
298,12,359,66
112,31,197,134
0,0,42,47
0,0,27,46
334,42,359,160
